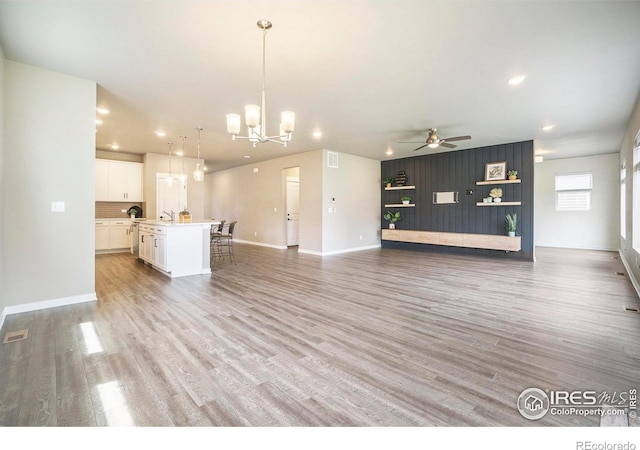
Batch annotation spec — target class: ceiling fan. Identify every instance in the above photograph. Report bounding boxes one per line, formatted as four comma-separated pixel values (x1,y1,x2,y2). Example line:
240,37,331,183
399,128,471,152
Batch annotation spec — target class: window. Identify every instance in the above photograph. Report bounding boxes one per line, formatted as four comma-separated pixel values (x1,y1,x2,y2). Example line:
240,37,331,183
621,161,626,238
632,129,640,249
555,173,592,211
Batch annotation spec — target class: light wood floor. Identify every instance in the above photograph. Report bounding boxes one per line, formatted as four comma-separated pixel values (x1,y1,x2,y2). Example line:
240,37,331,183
1,244,639,426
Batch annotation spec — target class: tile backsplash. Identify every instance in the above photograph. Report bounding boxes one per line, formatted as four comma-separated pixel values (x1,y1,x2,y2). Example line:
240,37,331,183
96,202,144,219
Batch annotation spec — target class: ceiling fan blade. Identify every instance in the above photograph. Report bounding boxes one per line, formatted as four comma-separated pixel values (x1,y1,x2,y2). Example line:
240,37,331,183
443,135,471,142
440,142,457,149
412,144,429,152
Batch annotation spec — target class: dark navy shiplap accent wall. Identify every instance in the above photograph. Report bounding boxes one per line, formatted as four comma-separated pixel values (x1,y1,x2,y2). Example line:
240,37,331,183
381,140,534,261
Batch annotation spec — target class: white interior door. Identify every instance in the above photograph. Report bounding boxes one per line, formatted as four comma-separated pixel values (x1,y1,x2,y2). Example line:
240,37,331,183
156,174,187,219
286,176,300,246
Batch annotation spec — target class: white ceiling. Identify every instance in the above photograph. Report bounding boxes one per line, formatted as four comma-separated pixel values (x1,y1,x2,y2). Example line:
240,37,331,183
1,1,639,171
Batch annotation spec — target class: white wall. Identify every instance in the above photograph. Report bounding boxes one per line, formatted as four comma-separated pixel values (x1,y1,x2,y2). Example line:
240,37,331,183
321,150,381,254
206,149,381,255
0,44,5,329
207,150,324,252
3,61,96,311
534,154,619,250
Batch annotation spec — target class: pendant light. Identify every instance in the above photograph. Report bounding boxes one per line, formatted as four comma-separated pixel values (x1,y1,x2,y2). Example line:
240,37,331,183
193,127,204,181
226,20,295,147
179,135,187,185
166,142,174,186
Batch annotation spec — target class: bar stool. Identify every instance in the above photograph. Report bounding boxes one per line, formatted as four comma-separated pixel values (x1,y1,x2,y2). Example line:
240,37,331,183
210,220,225,263
218,221,236,264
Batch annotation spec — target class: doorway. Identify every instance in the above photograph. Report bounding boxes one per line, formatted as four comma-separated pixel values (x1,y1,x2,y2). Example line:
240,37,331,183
285,167,300,247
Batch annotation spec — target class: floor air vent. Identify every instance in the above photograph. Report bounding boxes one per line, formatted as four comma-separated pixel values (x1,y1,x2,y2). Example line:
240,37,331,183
616,272,625,276
624,306,639,313
3,329,29,344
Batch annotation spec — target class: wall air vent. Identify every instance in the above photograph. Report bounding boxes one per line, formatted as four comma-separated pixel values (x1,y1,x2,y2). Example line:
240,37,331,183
3,329,29,344
327,151,339,169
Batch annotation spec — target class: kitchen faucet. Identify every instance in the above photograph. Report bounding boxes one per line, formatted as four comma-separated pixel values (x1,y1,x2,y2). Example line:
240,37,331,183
162,210,175,223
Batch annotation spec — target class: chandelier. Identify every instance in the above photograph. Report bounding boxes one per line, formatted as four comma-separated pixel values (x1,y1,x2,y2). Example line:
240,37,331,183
226,20,295,147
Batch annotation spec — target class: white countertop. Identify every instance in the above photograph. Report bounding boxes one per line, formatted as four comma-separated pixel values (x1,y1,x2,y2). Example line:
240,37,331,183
142,220,221,227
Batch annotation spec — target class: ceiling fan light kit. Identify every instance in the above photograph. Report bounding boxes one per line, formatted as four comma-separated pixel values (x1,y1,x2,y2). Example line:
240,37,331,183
400,128,471,152
226,20,295,147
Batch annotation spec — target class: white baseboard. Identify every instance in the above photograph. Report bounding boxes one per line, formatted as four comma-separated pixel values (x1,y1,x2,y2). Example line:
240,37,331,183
298,244,381,256
534,242,617,251
1,293,97,325
234,239,381,256
233,239,287,250
618,251,640,300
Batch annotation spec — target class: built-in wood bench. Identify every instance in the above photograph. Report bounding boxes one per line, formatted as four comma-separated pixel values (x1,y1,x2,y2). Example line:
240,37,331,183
381,229,521,252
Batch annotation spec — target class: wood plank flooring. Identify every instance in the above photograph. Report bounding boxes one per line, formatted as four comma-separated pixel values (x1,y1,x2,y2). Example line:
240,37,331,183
1,245,639,426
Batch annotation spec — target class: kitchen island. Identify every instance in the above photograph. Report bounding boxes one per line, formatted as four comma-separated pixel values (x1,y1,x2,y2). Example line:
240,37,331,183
138,220,220,278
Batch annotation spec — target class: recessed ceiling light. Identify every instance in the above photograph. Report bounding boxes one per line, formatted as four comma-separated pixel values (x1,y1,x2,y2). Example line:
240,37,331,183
312,131,322,139
386,149,394,156
175,150,184,156
110,143,119,150
95,119,103,125
203,166,208,171
535,156,544,163
155,130,166,137
541,124,556,131
96,107,110,115
244,155,251,159
508,75,526,86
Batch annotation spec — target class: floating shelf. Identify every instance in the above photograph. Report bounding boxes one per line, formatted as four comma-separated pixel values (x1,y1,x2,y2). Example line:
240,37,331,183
384,185,416,190
476,179,521,185
384,203,416,208
382,229,521,252
476,201,522,206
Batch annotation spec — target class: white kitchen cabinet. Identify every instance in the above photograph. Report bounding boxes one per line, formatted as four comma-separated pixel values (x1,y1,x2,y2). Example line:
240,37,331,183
95,160,110,201
139,228,152,262
96,219,133,252
110,220,132,249
137,221,218,277
95,220,110,250
95,159,143,202
139,223,166,269
152,234,166,270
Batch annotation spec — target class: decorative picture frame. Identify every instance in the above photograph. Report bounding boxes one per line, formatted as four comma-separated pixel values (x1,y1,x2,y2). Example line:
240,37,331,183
485,161,507,181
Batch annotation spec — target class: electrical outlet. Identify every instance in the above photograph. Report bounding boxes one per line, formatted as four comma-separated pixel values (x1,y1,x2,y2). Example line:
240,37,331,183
121,209,127,213
254,231,257,236
359,235,363,240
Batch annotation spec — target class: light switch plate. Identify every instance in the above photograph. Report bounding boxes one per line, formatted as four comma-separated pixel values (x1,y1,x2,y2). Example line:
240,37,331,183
51,201,65,212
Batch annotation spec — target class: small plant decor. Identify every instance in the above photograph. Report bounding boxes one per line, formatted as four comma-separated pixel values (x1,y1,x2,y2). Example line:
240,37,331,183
489,187,503,202
383,210,401,229
179,208,192,223
505,213,517,236
401,196,411,204
383,177,394,187
507,170,518,180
